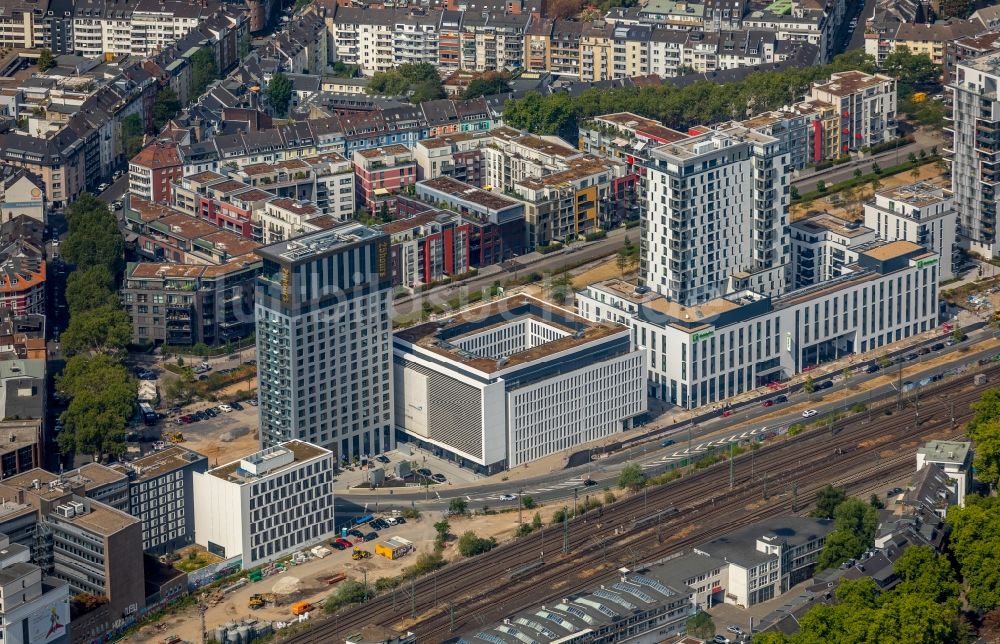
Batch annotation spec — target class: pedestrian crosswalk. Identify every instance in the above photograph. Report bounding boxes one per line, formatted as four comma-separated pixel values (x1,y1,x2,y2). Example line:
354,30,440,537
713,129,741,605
639,426,772,470
471,476,594,502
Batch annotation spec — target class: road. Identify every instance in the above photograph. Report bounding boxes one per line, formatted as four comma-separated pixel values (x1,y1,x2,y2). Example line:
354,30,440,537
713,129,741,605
335,324,991,515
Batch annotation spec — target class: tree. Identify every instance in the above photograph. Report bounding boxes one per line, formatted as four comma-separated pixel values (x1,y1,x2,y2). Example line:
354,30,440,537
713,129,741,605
869,493,885,510
790,185,800,200
877,353,892,369
948,495,1000,613
618,463,646,491
521,495,536,510
531,512,542,529
892,545,960,609
330,61,359,78
433,520,450,538
616,247,629,276
871,162,882,175
120,113,144,159
686,611,715,640
56,355,135,461
65,266,117,315
549,0,584,18
37,49,55,72
853,168,862,179
802,375,816,394
448,497,468,515
811,484,846,519
61,304,131,356
952,326,965,343
970,419,1000,489
457,531,497,557
238,34,251,59
834,497,877,541
267,72,294,118
939,0,974,18
883,47,940,97
816,529,865,570
190,47,218,97
463,74,512,99
816,180,826,193
62,193,125,279
409,79,445,105
153,87,182,130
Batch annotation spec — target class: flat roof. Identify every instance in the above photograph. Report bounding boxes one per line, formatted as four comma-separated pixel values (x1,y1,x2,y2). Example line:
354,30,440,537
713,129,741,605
60,499,139,536
813,70,891,96
876,181,949,208
420,176,521,210
0,419,38,453
517,157,616,190
791,213,872,238
255,221,381,265
207,440,328,483
918,440,970,464
357,144,411,159
72,463,126,490
114,446,206,482
860,240,925,261
395,295,625,374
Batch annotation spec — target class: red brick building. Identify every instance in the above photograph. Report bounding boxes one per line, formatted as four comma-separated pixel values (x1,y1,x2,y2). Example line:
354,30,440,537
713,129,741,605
129,141,183,205
353,145,417,218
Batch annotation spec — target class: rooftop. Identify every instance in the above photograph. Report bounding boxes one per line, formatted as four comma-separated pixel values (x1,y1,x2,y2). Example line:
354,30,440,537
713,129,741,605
917,440,971,465
812,70,892,96
113,446,206,482
791,213,872,238
0,419,39,453
859,240,926,262
255,222,382,265
356,144,412,159
207,440,329,484
58,498,140,536
420,176,522,211
395,295,625,374
875,181,950,208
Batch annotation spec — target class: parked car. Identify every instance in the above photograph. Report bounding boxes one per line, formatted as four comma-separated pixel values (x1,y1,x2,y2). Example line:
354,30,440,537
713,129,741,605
817,380,833,390
774,395,788,403
917,347,930,355
761,400,774,407
330,541,346,551
727,626,745,636
904,353,918,362
583,478,598,486
230,401,243,411
393,517,406,525
865,364,880,373
371,519,390,530
347,529,365,539
335,538,352,548
802,409,818,418
887,487,904,497
218,404,233,413
713,636,730,644
416,468,432,477
431,473,446,483
661,439,676,447
931,343,945,351
375,455,390,464
248,398,258,406
364,531,378,541
721,409,733,417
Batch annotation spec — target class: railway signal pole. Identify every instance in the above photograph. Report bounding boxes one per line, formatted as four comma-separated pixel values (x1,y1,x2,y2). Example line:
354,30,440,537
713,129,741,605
563,507,569,553
729,443,734,489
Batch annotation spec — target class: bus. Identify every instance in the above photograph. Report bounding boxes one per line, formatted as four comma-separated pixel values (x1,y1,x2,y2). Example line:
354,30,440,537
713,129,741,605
138,402,157,426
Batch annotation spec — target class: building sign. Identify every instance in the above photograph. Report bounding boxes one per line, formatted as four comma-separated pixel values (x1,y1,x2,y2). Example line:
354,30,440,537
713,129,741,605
28,600,69,644
786,331,792,352
1,201,43,208
916,258,938,269
691,330,714,342
280,267,291,304
377,239,389,279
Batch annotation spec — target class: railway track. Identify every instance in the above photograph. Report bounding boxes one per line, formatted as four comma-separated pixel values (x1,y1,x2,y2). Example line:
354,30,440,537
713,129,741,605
287,361,996,643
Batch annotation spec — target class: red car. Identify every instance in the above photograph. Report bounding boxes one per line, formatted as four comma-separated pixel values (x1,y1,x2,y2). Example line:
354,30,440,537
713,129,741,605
335,538,352,548
721,409,733,417
761,400,774,408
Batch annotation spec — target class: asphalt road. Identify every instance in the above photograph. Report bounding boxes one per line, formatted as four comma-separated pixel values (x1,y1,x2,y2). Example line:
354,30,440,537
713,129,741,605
336,325,992,516
791,136,943,195
98,173,129,203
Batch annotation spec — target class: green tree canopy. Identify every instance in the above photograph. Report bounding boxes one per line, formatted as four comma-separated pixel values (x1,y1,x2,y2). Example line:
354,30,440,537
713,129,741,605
153,87,182,130
457,531,497,557
66,266,118,315
61,304,131,356
462,74,512,99
37,49,55,72
947,494,1000,613
56,355,135,460
62,194,124,280
618,463,647,491
267,72,294,118
367,63,444,104
686,611,715,640
190,47,218,97
882,47,940,98
811,484,846,519
892,545,960,610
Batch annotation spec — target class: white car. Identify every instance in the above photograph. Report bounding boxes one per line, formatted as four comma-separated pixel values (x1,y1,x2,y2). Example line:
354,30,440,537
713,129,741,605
802,409,818,418
498,493,517,501
218,404,233,413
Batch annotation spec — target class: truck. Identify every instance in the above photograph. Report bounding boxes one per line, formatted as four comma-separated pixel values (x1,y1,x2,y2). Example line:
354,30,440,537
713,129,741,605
291,601,313,616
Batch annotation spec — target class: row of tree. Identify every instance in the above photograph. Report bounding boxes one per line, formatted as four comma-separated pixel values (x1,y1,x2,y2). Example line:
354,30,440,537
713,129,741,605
56,194,134,462
502,48,939,140
367,63,445,105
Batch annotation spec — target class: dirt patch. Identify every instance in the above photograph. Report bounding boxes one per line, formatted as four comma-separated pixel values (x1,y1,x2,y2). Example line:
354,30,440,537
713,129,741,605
859,436,892,450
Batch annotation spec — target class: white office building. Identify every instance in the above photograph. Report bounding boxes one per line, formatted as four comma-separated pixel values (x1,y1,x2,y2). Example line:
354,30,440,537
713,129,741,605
254,224,394,461
393,295,646,474
641,125,789,306
0,534,70,644
864,182,958,280
192,441,335,568
578,240,940,406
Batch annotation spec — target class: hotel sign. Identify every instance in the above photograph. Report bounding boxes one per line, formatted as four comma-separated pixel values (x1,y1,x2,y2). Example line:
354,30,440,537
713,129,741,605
916,258,938,269
280,267,291,304
691,329,714,342
377,239,389,279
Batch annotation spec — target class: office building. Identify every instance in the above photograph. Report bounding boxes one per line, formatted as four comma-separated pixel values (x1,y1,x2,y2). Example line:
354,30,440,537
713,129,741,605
863,183,958,281
111,446,208,555
254,224,393,459
393,295,646,474
578,240,941,406
641,125,789,305
0,533,70,644
192,441,335,568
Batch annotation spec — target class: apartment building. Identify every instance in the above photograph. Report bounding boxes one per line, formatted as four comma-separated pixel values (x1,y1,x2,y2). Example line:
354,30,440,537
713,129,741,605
257,197,330,245
0,421,42,482
416,176,526,260
122,258,260,347
0,533,70,644
393,296,646,473
0,167,46,226
0,240,45,317
790,214,875,288
353,145,417,218
111,446,208,555
254,224,394,459
578,240,940,406
949,54,1000,256
641,126,789,306
379,210,473,288
413,132,490,184
129,140,183,204
864,182,958,280
809,71,897,155
193,441,335,567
